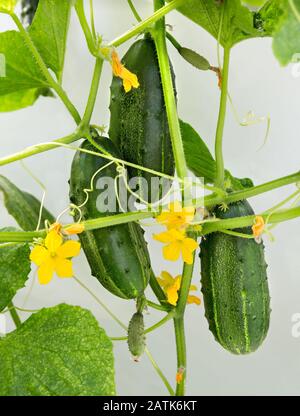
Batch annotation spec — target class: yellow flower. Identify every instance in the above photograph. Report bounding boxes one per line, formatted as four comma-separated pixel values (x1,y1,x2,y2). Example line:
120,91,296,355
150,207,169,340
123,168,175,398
157,271,201,306
252,215,265,239
30,230,81,285
111,50,139,93
153,229,198,265
63,223,85,235
156,201,195,230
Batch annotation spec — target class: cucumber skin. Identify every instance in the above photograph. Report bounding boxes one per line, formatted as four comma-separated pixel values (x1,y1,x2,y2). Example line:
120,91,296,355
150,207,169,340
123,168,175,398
127,312,146,358
200,200,270,354
109,37,175,201
69,137,151,299
21,0,39,25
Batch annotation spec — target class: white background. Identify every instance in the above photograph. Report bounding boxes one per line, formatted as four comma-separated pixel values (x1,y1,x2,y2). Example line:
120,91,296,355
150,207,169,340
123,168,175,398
1,0,300,396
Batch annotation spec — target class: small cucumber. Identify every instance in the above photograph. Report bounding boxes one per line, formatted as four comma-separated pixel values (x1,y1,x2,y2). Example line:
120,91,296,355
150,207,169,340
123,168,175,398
200,200,271,354
127,312,146,360
69,136,151,299
109,36,175,202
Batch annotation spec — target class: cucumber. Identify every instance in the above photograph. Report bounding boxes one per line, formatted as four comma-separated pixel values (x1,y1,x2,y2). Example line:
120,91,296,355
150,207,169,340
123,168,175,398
69,136,151,299
127,312,146,360
109,36,175,202
200,200,270,354
21,0,39,25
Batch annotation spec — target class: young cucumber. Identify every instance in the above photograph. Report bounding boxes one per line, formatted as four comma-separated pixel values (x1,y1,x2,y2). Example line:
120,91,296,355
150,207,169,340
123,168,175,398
127,312,146,360
109,36,175,202
69,137,151,299
200,200,270,354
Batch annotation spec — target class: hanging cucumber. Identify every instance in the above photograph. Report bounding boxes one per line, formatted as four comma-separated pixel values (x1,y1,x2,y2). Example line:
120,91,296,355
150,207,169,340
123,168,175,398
109,36,175,202
127,312,146,360
69,136,151,299
200,200,270,354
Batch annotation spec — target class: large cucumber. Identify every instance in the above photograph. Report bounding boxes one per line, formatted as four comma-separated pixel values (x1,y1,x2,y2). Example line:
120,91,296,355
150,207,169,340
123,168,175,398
109,36,175,202
200,200,270,354
69,137,151,299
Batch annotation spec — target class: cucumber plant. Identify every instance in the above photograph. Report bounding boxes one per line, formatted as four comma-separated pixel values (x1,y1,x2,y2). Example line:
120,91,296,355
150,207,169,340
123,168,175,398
0,0,299,397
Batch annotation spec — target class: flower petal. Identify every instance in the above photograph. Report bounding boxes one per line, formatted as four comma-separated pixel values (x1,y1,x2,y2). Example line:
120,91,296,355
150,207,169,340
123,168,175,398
153,231,173,244
57,240,81,259
183,237,199,251
54,258,73,278
160,271,174,285
111,50,123,77
37,258,55,285
45,230,62,252
30,245,49,266
187,295,201,305
167,286,179,306
163,242,181,261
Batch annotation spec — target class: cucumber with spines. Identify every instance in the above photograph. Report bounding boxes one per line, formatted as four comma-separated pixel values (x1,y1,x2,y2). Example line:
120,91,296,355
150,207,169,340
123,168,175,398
69,136,151,299
127,312,146,360
200,200,271,354
109,36,175,202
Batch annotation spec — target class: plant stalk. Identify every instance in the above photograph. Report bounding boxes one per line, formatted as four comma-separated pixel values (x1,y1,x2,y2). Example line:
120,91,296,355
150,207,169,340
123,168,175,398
215,47,231,189
11,14,81,125
8,302,21,328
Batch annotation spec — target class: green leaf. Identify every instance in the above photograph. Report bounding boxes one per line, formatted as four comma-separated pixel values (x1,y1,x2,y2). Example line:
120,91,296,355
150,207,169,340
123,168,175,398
0,31,48,96
0,304,116,396
167,0,265,48
181,120,216,183
29,0,74,80
0,175,55,231
181,120,254,189
0,0,17,14
0,228,31,312
259,0,300,65
0,88,53,112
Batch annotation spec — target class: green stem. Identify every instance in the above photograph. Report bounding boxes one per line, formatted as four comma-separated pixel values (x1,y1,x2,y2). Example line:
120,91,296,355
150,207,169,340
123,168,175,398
8,302,21,328
74,276,127,330
215,46,230,189
75,0,97,55
11,14,81,125
154,0,194,397
81,58,104,127
127,0,142,21
109,0,184,47
149,271,168,306
147,300,169,312
205,171,300,208
145,348,175,396
173,318,186,396
111,311,175,340
153,1,188,180
0,131,82,167
166,32,182,50
175,261,195,317
202,206,300,235
3,202,300,243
